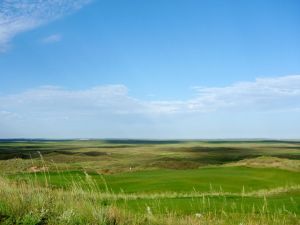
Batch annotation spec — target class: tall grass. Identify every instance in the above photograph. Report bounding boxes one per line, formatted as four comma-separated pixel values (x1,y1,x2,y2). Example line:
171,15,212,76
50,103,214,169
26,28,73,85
0,172,299,225
0,153,299,224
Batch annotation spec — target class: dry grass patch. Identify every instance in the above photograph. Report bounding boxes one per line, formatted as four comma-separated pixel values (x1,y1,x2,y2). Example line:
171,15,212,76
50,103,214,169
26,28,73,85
224,156,300,171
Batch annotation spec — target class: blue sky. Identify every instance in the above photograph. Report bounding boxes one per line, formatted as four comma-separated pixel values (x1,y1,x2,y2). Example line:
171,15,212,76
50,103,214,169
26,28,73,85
0,0,300,139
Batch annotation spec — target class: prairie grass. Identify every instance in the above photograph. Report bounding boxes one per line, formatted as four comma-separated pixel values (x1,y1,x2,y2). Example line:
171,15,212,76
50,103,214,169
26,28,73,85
0,172,299,225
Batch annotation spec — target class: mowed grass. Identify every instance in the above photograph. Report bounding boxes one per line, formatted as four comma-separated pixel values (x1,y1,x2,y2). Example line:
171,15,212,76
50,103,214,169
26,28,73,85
11,166,300,194
9,166,300,219
120,191,300,215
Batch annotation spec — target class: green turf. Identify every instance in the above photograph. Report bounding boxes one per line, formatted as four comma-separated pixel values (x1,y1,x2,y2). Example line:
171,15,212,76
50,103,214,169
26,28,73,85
10,166,300,194
118,191,300,215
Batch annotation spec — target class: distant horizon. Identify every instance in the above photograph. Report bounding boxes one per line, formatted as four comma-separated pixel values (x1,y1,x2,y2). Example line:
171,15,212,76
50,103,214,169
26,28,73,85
1,138,300,141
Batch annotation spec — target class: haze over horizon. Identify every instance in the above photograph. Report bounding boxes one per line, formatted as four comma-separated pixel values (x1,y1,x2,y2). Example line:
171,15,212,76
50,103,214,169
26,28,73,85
1,0,300,139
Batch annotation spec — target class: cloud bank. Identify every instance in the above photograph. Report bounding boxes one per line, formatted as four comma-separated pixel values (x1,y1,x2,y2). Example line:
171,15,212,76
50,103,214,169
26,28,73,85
0,75,300,138
0,0,90,51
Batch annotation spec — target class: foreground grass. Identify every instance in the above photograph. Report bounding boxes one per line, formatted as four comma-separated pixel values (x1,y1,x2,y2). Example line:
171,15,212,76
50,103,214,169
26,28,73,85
0,173,299,225
1,140,300,224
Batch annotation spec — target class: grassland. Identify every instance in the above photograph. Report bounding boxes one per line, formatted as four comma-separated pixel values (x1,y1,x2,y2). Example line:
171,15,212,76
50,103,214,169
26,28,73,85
0,139,299,224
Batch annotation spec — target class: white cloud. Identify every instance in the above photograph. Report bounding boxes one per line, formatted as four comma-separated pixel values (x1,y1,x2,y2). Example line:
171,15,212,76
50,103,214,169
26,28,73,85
0,75,299,117
0,75,300,138
145,75,300,114
189,75,300,112
0,0,91,51
42,34,62,43
0,85,145,117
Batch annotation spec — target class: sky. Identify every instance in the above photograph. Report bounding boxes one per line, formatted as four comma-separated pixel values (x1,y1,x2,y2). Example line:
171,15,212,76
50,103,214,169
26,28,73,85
0,0,300,139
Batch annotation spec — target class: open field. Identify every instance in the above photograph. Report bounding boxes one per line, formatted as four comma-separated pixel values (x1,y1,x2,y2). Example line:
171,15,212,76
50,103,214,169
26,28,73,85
0,140,300,224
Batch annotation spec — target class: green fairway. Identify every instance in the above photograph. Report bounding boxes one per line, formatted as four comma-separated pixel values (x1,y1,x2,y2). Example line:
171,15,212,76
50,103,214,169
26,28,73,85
11,166,300,194
119,191,300,215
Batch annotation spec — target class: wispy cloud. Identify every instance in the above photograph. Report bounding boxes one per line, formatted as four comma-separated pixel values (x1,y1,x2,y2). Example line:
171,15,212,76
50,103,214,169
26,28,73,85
42,34,62,44
0,0,91,52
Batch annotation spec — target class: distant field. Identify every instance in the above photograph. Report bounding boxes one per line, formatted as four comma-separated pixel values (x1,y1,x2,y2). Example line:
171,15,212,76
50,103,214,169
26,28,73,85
0,140,299,224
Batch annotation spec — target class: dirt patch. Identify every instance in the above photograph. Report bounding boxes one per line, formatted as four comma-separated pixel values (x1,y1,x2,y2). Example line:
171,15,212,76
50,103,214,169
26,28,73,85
28,166,49,173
